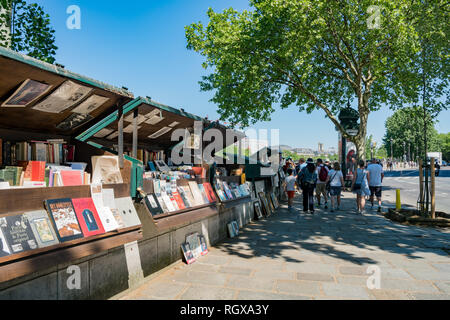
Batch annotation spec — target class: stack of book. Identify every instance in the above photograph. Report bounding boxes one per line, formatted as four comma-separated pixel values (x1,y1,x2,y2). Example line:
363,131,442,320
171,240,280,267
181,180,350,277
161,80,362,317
0,138,75,167
214,179,251,202
143,179,217,216
0,161,89,188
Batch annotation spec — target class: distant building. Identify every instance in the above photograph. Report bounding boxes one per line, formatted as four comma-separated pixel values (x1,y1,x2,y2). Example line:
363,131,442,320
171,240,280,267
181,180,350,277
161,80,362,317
318,143,324,153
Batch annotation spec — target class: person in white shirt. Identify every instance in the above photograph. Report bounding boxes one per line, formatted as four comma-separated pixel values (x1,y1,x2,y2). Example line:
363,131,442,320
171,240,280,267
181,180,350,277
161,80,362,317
367,158,384,212
326,162,345,212
284,168,298,211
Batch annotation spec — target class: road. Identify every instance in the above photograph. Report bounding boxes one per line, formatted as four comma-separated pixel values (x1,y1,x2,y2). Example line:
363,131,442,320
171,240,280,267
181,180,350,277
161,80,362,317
381,167,450,213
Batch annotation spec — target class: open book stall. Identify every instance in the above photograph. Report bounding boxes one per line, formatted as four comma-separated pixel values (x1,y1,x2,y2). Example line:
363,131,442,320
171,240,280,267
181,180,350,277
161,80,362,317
0,47,144,296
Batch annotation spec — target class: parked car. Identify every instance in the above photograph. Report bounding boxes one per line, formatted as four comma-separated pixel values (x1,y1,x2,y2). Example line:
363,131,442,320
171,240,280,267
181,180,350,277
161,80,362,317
442,160,447,167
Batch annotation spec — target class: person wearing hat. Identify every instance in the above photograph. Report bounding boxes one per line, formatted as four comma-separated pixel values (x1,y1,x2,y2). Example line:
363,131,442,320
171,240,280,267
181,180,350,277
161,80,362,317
297,158,317,214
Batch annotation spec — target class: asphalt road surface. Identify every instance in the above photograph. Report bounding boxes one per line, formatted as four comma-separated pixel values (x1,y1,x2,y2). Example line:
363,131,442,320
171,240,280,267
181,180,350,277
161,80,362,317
381,167,450,213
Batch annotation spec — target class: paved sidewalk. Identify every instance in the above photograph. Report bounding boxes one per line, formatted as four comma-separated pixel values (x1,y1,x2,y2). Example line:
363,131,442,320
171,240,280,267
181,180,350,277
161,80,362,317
117,193,450,300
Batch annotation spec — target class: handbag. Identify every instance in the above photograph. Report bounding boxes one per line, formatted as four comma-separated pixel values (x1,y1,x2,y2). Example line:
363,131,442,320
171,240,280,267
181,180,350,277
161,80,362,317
352,170,361,191
326,172,338,191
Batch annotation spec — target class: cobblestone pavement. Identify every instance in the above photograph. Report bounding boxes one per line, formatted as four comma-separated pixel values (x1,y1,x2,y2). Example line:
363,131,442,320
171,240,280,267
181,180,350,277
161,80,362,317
117,193,450,300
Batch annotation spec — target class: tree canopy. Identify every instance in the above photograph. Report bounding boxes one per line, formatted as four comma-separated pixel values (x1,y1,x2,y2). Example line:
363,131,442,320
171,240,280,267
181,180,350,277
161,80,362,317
0,0,57,63
383,106,441,160
186,0,449,159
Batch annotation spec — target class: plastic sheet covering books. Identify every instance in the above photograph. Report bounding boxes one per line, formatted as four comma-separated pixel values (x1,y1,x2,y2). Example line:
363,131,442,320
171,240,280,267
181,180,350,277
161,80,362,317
2,79,52,108
33,80,92,113
92,155,123,184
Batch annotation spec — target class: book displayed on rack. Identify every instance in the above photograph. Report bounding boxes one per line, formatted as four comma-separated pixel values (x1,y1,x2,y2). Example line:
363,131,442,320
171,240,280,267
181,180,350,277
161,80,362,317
91,155,123,184
72,198,106,237
45,198,84,243
213,179,251,202
25,210,60,248
0,214,38,255
115,197,142,228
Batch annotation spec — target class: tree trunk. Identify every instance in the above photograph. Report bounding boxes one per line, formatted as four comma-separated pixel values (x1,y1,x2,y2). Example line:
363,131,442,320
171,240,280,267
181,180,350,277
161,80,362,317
353,135,366,161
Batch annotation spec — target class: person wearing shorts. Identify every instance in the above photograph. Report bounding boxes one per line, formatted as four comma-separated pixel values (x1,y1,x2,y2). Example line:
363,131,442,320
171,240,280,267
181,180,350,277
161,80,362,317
315,159,329,209
285,168,297,211
326,162,345,212
367,158,384,212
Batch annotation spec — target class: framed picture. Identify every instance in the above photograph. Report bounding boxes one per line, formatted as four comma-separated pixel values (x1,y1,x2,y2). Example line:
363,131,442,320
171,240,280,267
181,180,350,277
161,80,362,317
271,193,279,209
33,80,92,113
267,193,275,213
1,79,52,107
258,192,271,217
254,202,263,220
71,94,109,114
56,113,93,131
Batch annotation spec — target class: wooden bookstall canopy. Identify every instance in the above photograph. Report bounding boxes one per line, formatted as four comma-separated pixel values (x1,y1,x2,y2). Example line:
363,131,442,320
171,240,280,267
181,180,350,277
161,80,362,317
0,183,143,283
0,47,134,136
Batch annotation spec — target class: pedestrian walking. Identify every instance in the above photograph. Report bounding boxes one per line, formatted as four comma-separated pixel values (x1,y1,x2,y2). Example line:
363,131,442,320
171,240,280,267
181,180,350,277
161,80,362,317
285,168,297,211
326,162,345,212
367,158,384,212
298,158,317,214
316,158,329,209
351,160,371,215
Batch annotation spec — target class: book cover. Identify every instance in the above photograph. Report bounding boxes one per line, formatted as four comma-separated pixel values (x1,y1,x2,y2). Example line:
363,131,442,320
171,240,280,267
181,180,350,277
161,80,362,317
186,233,202,259
45,198,84,242
148,161,157,172
72,198,106,237
1,79,52,107
254,202,264,220
145,194,164,216
181,242,196,265
202,183,217,203
172,190,186,210
60,170,83,186
25,210,59,248
177,186,192,208
227,222,236,238
222,182,234,200
188,181,206,206
198,234,208,256
161,193,176,212
181,186,196,207
197,184,211,204
115,197,142,228
232,221,240,236
0,214,38,254
217,190,227,202
0,228,11,258
156,195,169,213
91,155,123,184
96,206,120,232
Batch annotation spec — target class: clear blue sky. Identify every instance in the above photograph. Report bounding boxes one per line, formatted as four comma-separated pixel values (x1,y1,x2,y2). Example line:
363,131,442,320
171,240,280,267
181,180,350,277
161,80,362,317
34,0,449,150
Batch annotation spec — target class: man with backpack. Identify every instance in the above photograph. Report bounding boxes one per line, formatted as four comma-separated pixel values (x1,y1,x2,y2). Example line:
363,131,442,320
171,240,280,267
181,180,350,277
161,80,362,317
315,158,329,209
298,158,318,214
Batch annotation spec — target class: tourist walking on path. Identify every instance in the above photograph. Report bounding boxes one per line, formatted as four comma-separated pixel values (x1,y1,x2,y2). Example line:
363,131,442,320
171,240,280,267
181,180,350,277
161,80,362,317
326,162,345,212
351,160,371,215
298,158,317,214
367,158,384,212
316,158,329,209
296,158,306,174
284,169,297,211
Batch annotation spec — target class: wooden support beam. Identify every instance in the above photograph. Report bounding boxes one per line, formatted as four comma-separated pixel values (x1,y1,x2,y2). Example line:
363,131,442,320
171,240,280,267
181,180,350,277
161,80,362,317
118,104,124,169
132,108,138,159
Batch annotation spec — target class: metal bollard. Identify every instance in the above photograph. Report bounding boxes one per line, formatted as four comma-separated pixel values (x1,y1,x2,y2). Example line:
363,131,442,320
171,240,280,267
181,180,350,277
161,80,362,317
396,189,401,211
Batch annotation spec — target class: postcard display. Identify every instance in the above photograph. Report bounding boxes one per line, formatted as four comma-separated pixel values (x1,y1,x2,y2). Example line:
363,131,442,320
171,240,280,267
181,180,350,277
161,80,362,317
0,47,143,285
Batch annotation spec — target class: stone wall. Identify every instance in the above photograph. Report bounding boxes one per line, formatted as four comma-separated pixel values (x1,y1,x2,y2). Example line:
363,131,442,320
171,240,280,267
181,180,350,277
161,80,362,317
0,200,255,300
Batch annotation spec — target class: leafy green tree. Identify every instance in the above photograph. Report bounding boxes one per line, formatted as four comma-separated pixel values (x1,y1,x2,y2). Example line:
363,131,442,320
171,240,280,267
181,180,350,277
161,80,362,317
383,107,441,160
438,133,450,161
0,0,57,63
186,0,448,161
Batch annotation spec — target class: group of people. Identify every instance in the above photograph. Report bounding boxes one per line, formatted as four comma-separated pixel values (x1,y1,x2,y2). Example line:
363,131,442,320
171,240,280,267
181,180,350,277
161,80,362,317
283,157,384,215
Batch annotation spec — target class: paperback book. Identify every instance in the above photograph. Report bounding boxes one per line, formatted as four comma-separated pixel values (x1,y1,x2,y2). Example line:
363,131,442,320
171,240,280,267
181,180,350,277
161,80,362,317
25,210,60,248
0,214,38,254
45,198,84,242
72,198,106,237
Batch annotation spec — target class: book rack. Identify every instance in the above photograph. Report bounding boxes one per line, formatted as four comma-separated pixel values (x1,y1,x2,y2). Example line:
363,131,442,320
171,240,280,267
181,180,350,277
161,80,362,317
0,183,142,283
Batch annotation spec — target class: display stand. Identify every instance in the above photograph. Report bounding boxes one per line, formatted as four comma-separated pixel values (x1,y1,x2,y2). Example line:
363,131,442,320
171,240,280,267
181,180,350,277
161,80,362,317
0,47,142,287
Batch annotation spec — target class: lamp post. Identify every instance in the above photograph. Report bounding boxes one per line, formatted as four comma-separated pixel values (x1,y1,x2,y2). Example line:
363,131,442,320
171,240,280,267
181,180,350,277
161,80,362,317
390,138,394,162
403,141,406,162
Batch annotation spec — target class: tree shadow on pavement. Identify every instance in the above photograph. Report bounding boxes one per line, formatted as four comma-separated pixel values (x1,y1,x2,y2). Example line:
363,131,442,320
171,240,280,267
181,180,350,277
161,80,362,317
214,194,450,266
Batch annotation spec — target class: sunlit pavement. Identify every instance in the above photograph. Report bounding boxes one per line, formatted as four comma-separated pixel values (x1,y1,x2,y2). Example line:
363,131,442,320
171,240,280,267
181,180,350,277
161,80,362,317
115,194,450,300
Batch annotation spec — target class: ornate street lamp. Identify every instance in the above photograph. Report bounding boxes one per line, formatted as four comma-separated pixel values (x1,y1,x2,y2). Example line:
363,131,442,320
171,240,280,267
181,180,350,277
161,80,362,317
338,100,359,182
